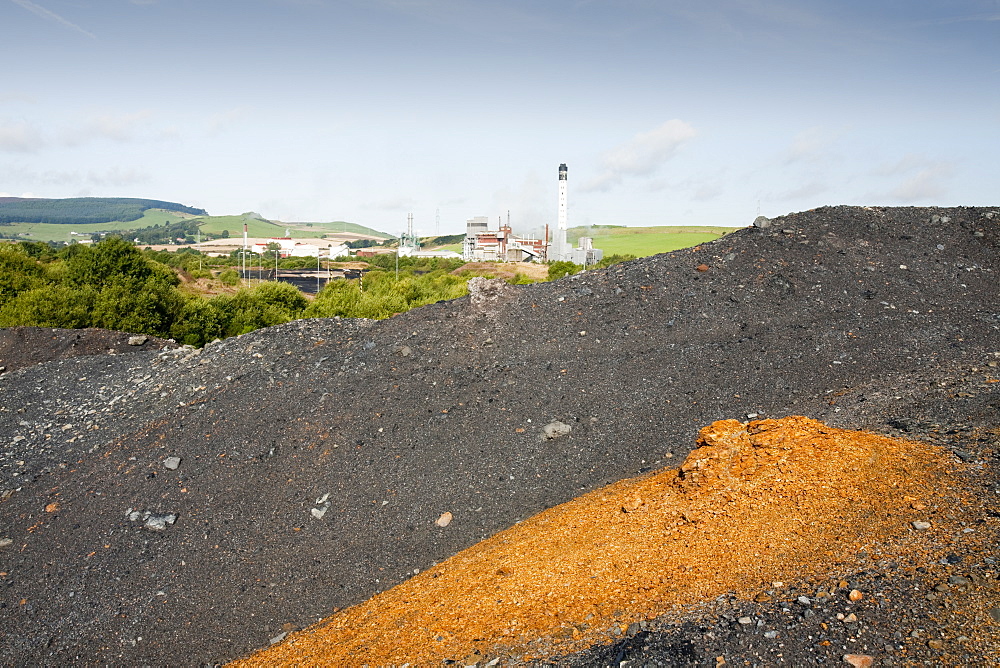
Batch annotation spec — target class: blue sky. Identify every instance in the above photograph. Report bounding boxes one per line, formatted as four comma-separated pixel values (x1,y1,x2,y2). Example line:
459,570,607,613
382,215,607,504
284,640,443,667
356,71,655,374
2,1,998,236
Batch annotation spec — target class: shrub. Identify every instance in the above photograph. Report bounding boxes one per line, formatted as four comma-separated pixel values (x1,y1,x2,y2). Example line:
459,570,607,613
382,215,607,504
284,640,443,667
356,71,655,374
0,284,96,329
218,269,240,286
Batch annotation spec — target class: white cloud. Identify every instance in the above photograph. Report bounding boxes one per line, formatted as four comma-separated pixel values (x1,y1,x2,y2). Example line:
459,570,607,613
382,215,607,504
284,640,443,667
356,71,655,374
0,166,150,189
583,119,697,192
0,92,37,104
206,108,249,137
774,181,829,201
361,196,417,212
0,121,45,152
889,164,955,202
869,154,956,203
9,0,97,39
85,167,151,187
783,127,837,164
60,111,154,146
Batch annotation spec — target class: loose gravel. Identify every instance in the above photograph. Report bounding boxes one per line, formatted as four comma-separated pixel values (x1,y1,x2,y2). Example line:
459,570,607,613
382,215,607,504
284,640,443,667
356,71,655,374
1,205,998,666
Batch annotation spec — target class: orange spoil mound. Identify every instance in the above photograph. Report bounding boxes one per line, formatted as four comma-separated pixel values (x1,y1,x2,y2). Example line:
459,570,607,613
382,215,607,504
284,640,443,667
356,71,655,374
233,416,971,666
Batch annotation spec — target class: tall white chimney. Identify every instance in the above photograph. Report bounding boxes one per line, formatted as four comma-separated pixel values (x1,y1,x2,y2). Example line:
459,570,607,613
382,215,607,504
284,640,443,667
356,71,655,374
557,163,568,232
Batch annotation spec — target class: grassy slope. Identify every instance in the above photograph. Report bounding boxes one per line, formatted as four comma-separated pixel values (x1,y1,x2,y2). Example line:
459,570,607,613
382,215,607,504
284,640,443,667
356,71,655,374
571,225,739,256
195,216,393,240
285,220,393,239
193,216,286,238
2,209,187,242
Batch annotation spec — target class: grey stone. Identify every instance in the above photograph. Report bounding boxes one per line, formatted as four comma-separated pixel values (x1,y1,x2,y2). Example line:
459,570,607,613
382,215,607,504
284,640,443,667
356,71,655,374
738,616,753,625
143,512,178,531
0,537,13,549
753,215,772,229
163,456,182,470
269,631,288,645
127,335,148,346
543,421,572,440
989,607,1000,623
912,520,932,530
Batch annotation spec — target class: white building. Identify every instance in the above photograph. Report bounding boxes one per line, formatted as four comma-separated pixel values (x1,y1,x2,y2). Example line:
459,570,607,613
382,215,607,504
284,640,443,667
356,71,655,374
250,237,350,258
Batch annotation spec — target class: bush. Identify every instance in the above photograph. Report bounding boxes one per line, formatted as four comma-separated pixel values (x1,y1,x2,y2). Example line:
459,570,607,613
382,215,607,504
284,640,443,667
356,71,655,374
170,299,225,346
547,261,583,280
0,284,96,328
218,269,240,286
0,244,47,308
64,236,153,288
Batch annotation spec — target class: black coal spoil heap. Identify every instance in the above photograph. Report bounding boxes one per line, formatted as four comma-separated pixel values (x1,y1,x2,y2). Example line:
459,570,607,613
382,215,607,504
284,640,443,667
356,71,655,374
1,206,998,665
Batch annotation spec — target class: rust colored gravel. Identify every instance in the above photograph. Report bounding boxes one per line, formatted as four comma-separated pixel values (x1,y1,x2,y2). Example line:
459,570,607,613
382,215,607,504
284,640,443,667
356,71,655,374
234,416,974,666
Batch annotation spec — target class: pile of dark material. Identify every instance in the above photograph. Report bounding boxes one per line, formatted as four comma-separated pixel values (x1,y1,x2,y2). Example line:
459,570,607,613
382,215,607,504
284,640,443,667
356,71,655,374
1,206,998,666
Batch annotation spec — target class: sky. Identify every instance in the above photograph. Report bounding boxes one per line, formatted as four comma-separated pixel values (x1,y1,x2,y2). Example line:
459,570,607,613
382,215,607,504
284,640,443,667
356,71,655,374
1,0,998,237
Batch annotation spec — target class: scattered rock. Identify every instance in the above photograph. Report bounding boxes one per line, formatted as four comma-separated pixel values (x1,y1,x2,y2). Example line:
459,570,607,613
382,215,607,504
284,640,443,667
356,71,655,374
912,520,932,530
848,589,863,602
0,538,13,549
435,511,453,528
163,456,182,470
753,215,771,228
143,513,178,532
843,655,874,668
128,336,148,346
542,421,572,440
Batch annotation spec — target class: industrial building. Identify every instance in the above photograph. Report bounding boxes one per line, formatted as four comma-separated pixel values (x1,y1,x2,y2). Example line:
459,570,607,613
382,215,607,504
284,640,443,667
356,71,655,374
461,163,603,265
462,215,546,262
249,237,350,259
398,213,461,259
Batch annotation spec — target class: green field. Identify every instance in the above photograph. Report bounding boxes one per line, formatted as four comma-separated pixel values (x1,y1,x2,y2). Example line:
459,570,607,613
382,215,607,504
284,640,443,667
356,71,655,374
1,209,188,242
287,220,393,239
193,215,287,238
571,225,738,257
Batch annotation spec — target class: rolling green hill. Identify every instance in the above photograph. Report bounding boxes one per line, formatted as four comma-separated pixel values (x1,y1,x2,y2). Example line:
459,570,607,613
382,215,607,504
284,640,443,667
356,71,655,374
0,197,206,225
193,216,392,240
2,209,192,242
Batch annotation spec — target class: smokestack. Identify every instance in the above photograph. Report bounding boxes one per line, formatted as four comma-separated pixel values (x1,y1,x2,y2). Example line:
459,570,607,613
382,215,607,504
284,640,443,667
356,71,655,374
557,163,568,232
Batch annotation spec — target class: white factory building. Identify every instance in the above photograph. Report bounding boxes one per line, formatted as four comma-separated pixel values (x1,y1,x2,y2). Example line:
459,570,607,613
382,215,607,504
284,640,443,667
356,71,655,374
461,164,603,265
249,238,350,259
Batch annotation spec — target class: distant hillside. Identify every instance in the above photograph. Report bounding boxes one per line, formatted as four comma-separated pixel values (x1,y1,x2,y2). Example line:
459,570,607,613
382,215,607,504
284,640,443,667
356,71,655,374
0,197,207,225
286,220,394,239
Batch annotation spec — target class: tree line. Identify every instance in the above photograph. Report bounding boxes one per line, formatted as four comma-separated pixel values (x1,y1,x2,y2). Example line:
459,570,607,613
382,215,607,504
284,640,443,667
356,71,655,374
0,238,636,346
